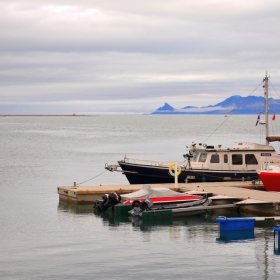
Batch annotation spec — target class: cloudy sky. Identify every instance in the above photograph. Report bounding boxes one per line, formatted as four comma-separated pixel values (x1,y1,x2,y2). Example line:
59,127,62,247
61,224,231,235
1,0,280,114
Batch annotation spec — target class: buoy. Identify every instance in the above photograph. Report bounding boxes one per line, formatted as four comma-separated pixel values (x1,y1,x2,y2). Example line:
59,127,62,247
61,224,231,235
168,163,182,176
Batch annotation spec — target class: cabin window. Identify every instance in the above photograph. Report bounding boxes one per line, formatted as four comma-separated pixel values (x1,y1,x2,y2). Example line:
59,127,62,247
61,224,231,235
224,154,228,163
199,153,207,163
190,153,198,162
232,154,243,165
210,154,219,163
245,154,258,165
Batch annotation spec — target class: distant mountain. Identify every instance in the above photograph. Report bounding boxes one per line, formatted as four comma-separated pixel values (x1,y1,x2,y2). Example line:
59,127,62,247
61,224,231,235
155,102,175,112
151,95,280,115
182,105,198,109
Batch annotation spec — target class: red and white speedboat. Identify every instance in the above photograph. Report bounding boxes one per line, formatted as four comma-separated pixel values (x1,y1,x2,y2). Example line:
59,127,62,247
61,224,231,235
258,158,280,192
121,184,203,206
124,194,202,205
121,184,212,216
127,196,212,217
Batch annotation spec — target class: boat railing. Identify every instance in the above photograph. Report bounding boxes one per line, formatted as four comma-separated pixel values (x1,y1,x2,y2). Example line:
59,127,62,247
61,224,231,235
260,156,280,170
123,157,184,167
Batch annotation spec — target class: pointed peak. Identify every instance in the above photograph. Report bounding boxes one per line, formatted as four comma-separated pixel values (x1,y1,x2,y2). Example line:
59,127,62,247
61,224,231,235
156,102,175,111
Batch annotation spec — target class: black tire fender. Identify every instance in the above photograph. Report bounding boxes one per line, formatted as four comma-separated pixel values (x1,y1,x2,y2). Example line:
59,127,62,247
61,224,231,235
132,200,141,207
140,201,149,210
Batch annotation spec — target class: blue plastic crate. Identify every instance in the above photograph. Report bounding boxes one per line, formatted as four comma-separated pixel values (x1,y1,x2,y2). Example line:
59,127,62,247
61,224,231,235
216,217,255,231
217,229,255,241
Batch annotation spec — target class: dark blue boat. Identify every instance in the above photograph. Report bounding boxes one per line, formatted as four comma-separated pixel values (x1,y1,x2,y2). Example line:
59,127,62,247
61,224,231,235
105,73,280,185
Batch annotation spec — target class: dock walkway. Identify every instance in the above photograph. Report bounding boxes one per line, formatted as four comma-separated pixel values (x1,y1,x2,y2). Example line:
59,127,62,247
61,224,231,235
57,181,280,216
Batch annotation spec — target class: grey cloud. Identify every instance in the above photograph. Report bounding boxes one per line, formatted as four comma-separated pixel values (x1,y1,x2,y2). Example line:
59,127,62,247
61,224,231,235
1,1,280,114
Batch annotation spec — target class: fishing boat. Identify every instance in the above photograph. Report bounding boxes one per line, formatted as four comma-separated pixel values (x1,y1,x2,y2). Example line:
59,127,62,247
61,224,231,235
258,157,280,192
105,73,280,184
128,196,212,217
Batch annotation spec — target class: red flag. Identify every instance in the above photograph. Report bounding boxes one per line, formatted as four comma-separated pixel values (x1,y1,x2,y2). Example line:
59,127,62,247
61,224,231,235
272,113,276,121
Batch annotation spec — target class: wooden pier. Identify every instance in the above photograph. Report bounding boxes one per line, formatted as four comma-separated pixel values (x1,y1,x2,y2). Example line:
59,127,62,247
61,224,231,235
57,183,181,204
57,181,280,216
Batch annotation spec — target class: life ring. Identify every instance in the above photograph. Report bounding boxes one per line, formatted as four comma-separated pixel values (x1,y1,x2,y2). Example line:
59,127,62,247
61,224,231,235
168,163,182,176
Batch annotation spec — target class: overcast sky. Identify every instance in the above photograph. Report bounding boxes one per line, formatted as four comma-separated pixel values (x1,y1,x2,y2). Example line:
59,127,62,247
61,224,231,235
1,0,280,114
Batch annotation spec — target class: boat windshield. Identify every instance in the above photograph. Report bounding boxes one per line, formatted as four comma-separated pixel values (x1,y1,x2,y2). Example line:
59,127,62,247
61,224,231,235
245,154,258,165
190,152,198,162
198,153,207,163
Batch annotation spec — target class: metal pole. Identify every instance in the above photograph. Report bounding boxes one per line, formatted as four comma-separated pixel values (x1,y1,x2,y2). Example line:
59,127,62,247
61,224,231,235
263,72,269,145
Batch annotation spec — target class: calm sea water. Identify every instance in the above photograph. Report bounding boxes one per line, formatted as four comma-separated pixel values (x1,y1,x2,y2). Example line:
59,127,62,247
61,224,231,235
1,115,280,280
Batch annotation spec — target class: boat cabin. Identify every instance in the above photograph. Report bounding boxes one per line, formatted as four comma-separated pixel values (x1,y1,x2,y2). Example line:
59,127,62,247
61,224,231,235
187,142,277,171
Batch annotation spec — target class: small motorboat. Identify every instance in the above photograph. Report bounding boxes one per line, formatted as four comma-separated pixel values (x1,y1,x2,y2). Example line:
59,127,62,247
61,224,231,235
121,184,203,208
128,196,212,217
93,185,203,212
124,194,202,206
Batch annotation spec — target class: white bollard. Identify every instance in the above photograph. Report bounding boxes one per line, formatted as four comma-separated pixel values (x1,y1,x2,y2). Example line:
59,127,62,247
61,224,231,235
175,162,178,189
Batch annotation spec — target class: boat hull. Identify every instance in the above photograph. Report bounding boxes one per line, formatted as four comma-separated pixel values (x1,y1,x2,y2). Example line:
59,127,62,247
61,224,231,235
139,198,212,217
258,171,280,192
170,198,212,216
119,161,259,184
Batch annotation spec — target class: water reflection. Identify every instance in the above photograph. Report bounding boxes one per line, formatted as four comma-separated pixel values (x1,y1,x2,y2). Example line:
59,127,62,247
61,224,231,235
58,201,280,243
127,214,213,233
216,230,255,242
58,201,94,214
129,215,173,231
93,209,118,226
57,201,230,233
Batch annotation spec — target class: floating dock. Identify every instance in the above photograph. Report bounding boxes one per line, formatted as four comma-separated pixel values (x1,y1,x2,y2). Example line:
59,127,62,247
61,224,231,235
57,183,181,204
57,181,280,216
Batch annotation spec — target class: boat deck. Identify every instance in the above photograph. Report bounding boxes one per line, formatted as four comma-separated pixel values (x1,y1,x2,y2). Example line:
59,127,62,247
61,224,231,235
180,181,280,203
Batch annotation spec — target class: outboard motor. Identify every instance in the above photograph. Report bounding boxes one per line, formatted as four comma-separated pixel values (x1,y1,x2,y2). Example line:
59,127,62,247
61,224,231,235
140,198,153,210
128,198,154,216
94,194,109,211
109,191,122,204
95,191,122,211
128,200,142,216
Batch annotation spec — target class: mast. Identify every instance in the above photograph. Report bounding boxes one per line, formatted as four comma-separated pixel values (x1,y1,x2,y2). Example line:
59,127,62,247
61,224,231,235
263,72,269,145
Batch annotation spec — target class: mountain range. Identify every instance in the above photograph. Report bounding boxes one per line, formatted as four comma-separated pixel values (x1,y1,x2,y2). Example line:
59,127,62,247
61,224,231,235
151,95,280,115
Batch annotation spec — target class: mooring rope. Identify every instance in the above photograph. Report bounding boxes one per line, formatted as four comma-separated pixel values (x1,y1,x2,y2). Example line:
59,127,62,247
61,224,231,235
269,80,280,99
76,170,108,186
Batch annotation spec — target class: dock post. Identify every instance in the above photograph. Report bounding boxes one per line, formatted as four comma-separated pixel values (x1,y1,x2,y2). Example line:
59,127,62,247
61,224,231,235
274,227,280,254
